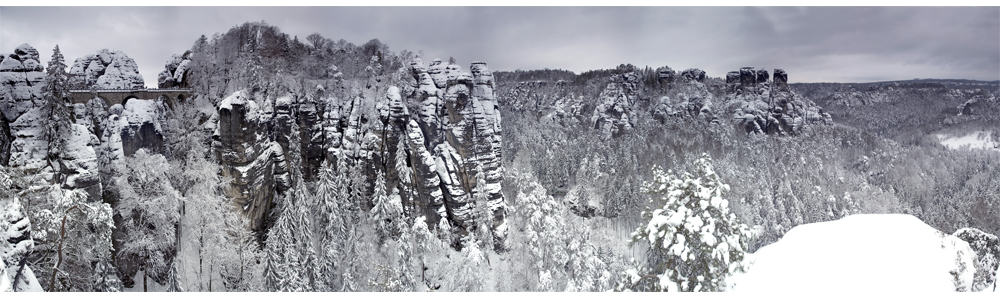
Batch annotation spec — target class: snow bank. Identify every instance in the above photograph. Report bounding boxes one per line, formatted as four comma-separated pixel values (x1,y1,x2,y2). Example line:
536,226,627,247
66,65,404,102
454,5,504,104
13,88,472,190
730,214,976,293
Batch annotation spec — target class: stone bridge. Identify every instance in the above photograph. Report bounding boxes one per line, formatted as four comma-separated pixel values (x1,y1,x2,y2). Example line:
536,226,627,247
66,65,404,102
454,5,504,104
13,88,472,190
69,88,193,108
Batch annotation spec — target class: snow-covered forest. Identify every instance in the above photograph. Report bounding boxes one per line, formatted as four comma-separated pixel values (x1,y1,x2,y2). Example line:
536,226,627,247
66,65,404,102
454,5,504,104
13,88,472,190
1,21,999,292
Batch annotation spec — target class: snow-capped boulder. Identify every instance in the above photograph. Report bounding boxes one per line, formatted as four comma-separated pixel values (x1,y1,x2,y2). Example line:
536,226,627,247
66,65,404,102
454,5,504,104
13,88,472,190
68,49,144,89
773,69,788,90
0,58,23,72
13,44,39,62
730,214,977,293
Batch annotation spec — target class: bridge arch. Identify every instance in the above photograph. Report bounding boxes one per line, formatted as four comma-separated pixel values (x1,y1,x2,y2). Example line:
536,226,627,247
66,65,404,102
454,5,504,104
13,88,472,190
122,95,139,107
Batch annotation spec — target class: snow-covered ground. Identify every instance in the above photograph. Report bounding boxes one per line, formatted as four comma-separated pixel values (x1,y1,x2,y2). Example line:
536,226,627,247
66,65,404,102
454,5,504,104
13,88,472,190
729,214,979,293
937,131,999,151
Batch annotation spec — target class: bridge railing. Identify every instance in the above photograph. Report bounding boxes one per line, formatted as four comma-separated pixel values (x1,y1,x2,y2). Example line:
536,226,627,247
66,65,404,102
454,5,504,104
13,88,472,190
69,88,194,93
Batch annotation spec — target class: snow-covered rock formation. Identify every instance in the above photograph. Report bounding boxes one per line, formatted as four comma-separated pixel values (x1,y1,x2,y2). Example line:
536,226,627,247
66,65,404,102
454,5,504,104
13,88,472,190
406,59,506,248
211,59,507,249
0,185,43,292
157,52,192,88
730,214,977,293
592,72,639,136
212,90,290,232
68,49,144,89
0,44,47,165
0,44,45,122
723,67,830,134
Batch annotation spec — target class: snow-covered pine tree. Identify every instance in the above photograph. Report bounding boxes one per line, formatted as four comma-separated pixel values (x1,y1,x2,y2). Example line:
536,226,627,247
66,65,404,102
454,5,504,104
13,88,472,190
262,211,286,291
41,45,72,168
516,174,569,291
621,154,752,292
565,235,613,292
471,165,494,251
371,171,403,241
291,182,321,291
91,259,122,292
316,164,343,291
394,138,413,216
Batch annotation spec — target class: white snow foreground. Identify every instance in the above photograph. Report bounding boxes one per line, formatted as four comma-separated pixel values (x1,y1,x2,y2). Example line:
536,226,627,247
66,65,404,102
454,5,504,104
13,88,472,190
729,214,977,293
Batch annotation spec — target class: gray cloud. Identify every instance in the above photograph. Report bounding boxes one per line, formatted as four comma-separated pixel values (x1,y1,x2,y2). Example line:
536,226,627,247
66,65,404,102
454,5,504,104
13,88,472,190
1,6,997,86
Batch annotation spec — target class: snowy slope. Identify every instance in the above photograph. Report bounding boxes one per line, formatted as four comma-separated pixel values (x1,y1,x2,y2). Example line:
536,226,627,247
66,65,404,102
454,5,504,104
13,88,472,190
729,214,977,293
937,131,999,151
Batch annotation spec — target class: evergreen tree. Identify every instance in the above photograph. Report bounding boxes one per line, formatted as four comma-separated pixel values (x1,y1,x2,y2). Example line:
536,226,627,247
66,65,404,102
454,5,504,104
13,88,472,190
370,171,402,241
316,163,344,290
620,154,752,292
262,215,286,291
41,45,72,167
394,139,413,216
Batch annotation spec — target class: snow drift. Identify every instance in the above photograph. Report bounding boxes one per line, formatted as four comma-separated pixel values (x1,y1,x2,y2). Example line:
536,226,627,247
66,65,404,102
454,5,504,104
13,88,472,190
730,214,977,293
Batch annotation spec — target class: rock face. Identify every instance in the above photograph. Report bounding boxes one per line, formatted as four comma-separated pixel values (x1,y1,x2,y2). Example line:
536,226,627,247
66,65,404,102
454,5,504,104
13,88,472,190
953,228,1000,291
0,44,45,124
723,67,830,134
1,191,42,292
212,90,290,233
1,44,47,169
591,71,639,137
403,59,506,248
157,52,192,88
68,49,144,89
211,59,508,249
681,68,706,82
58,124,103,200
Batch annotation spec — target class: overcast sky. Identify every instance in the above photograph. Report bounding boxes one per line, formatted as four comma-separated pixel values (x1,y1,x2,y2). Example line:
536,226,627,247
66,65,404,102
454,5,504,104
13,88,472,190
1,6,997,87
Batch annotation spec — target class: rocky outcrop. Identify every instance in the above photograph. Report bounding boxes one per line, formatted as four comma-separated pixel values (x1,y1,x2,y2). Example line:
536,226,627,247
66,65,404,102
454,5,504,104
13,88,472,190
0,44,46,167
657,67,675,84
157,52,192,88
0,44,45,123
724,67,830,134
212,90,290,232
7,106,49,171
401,59,507,248
591,71,639,137
681,68,706,82
1,191,42,292
58,124,102,200
68,49,144,90
119,99,168,157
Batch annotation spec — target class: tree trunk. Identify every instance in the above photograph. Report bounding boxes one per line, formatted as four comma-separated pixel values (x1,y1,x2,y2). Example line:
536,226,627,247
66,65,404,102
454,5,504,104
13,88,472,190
49,205,80,292
143,271,148,292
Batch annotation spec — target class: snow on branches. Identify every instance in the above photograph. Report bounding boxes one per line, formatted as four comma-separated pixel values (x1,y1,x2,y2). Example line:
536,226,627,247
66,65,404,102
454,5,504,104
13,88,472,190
622,154,752,292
